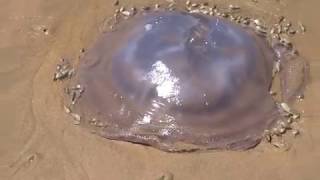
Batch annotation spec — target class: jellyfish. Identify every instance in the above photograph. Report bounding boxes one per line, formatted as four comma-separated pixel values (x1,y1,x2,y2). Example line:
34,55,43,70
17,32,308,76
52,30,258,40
71,10,307,151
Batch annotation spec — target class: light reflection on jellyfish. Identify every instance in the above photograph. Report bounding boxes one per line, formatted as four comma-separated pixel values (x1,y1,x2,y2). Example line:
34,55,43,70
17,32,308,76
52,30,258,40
69,10,308,152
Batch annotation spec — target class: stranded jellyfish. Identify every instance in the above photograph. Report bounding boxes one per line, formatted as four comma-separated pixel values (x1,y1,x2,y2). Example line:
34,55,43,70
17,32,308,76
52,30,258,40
71,10,307,151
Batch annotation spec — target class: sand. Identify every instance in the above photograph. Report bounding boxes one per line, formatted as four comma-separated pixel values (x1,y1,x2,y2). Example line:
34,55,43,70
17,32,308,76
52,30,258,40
0,0,319,179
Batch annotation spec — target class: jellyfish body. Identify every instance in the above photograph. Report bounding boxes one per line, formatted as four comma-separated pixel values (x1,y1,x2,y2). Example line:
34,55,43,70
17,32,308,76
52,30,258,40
76,11,280,151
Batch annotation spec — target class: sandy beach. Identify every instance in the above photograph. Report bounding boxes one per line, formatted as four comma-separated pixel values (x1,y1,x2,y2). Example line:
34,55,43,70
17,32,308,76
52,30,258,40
0,0,319,179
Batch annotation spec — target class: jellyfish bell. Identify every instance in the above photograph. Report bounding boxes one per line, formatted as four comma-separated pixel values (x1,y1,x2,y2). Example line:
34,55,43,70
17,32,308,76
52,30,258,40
72,10,305,151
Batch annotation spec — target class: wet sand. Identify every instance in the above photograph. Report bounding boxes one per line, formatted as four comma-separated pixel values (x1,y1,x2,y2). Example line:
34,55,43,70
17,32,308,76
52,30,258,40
0,0,319,179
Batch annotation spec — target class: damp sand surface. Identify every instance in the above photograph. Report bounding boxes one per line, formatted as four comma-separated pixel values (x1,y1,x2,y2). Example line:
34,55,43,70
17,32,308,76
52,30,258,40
0,0,320,179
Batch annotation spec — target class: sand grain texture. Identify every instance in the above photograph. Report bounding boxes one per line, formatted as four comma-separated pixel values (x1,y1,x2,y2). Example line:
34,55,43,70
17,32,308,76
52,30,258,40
0,0,319,180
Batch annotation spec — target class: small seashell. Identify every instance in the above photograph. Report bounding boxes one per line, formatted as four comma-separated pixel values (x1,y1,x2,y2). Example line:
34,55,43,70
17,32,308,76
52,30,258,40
228,4,240,10
70,113,81,124
64,105,71,114
292,129,300,136
280,102,291,114
292,113,300,120
298,22,306,33
186,0,191,6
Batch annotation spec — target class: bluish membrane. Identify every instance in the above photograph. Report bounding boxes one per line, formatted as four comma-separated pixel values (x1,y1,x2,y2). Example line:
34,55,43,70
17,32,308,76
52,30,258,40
75,11,288,151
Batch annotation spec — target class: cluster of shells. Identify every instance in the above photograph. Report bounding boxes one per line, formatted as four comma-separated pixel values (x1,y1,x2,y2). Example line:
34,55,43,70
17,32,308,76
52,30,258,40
53,0,307,150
